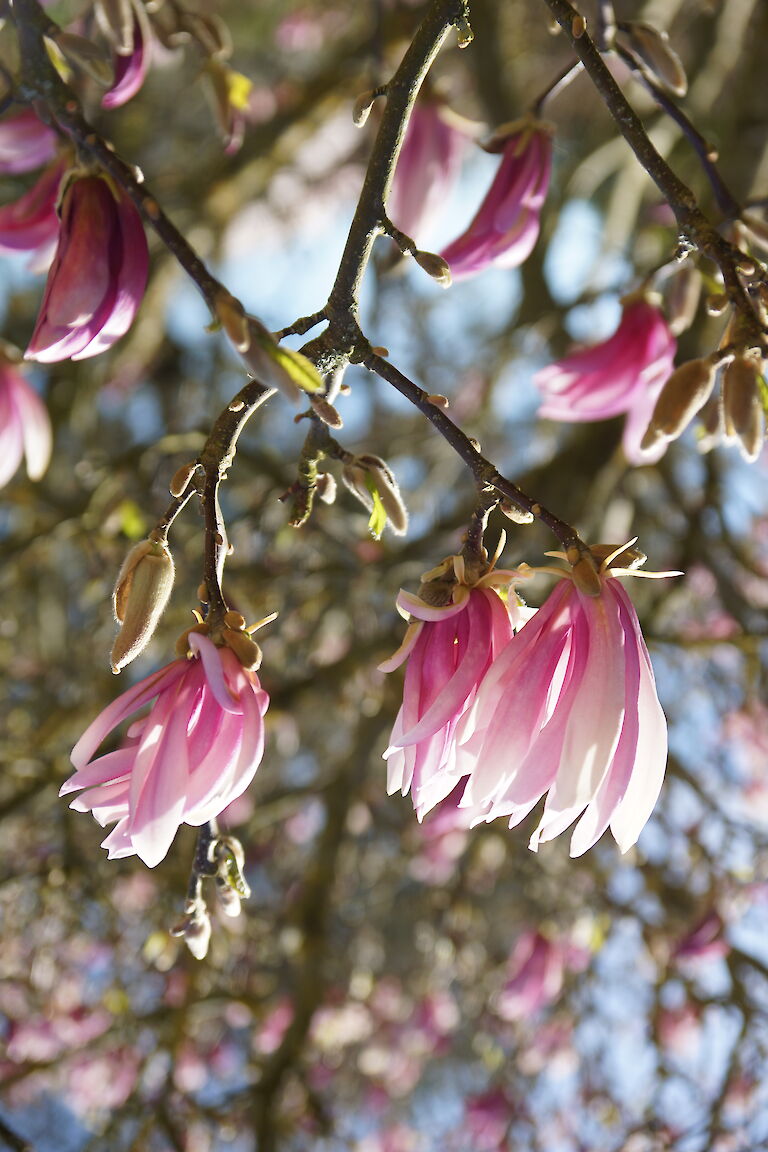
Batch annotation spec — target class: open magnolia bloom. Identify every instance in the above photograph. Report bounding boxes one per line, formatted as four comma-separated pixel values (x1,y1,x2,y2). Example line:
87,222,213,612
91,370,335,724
386,541,678,858
535,294,676,465
62,633,269,867
380,550,531,811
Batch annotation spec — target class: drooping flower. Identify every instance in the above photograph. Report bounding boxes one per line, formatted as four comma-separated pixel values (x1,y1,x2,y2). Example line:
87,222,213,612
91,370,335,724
494,930,565,1019
101,2,152,109
61,633,269,867
535,294,677,465
450,543,675,857
25,173,148,362
388,98,468,246
440,119,553,281
0,351,52,487
0,158,65,258
0,110,58,175
380,551,524,815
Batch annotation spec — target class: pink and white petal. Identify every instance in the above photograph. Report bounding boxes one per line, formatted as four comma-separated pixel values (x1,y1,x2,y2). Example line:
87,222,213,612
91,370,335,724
378,620,423,674
12,375,52,480
100,818,135,859
395,588,469,622
128,684,191,866
189,633,240,713
60,748,136,795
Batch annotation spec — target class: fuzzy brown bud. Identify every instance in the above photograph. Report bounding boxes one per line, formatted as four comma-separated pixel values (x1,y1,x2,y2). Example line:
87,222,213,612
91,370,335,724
342,454,408,537
310,394,343,428
221,628,263,671
352,89,377,127
170,899,211,960
169,460,198,498
315,472,337,504
499,499,534,525
642,358,717,448
665,264,702,336
723,355,765,462
111,539,175,673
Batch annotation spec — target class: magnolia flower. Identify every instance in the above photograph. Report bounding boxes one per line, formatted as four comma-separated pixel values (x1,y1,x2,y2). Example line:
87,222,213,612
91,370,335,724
26,173,148,363
388,99,467,245
381,552,529,815
453,543,675,857
0,354,52,487
440,120,552,280
494,930,565,1019
535,295,677,465
61,633,269,867
0,110,58,175
0,158,65,258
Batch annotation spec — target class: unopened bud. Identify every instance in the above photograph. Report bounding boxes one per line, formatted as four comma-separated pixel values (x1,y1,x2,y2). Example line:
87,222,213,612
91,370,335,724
316,472,337,504
224,610,246,630
170,460,198,498
414,250,452,287
53,32,114,86
643,358,717,446
455,14,473,48
214,835,250,918
310,394,343,428
111,539,175,673
214,289,249,351
352,89,377,127
705,292,729,317
171,900,211,960
723,355,765,462
426,394,450,408
342,454,409,536
500,499,534,525
617,22,687,96
665,263,702,336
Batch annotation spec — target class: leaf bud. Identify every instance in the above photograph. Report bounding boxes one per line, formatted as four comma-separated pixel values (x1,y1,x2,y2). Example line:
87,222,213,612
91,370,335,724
169,460,199,498
723,355,765,462
499,499,534,525
111,538,175,673
455,14,473,48
352,89,377,127
705,292,729,317
617,22,687,96
310,394,343,428
642,358,717,446
414,250,452,287
342,454,409,537
170,899,211,961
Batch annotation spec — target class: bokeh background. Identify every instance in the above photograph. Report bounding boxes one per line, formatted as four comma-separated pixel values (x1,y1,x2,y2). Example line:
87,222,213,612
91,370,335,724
2,0,768,1149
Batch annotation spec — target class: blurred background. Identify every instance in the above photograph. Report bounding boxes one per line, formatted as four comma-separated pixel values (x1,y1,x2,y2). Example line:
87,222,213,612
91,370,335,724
2,0,768,1149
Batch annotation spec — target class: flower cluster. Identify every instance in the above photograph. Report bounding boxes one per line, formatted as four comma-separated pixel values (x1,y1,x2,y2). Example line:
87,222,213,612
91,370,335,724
382,542,674,857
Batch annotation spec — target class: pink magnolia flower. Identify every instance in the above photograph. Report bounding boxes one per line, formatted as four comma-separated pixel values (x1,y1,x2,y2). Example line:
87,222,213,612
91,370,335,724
0,158,65,257
102,5,152,109
440,119,552,280
673,911,729,963
61,633,269,867
0,354,52,487
0,110,58,174
535,295,677,465
494,930,565,1019
26,173,148,363
380,554,518,816
389,99,467,245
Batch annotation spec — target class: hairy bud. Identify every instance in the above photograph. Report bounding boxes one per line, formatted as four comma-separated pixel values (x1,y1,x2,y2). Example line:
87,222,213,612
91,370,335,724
723,355,765,462
169,460,199,498
414,250,452,287
342,454,409,537
665,263,702,336
315,472,337,504
310,394,343,428
500,499,534,525
618,22,687,96
642,358,717,448
221,628,263,671
111,538,175,673
171,899,211,961
352,89,377,127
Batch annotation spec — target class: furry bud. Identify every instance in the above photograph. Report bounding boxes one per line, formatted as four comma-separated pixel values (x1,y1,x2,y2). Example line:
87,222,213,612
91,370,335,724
111,538,175,673
642,358,717,447
723,355,765,462
414,250,452,287
617,22,687,95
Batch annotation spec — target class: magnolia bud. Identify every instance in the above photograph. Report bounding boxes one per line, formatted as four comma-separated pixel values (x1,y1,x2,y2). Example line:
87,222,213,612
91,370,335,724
110,538,175,673
665,264,702,336
642,358,717,447
618,22,687,96
500,499,534,525
171,900,211,961
310,394,343,428
169,460,198,498
723,355,765,462
352,89,377,127
316,472,337,504
414,250,452,287
342,454,408,536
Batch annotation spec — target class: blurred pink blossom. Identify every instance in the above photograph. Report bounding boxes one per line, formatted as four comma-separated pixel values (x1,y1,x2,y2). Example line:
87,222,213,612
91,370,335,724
0,355,52,488
674,910,729,963
462,1088,514,1151
62,633,269,867
0,110,58,174
389,99,467,245
0,158,65,257
535,295,676,465
26,174,148,363
440,120,552,280
495,930,565,1019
